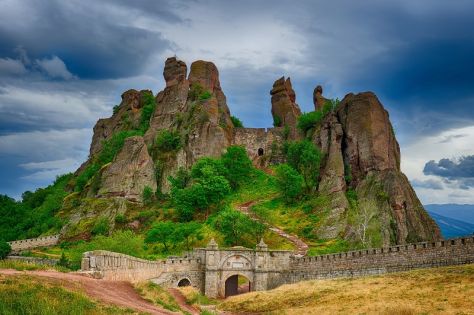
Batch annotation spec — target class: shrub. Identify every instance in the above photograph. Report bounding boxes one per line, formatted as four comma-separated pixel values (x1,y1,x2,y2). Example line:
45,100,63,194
273,115,282,127
168,167,191,190
97,130,143,166
142,186,154,206
199,90,212,101
221,146,253,189
154,130,182,153
0,240,11,259
139,92,156,132
297,111,323,134
112,105,120,114
189,83,204,101
57,252,69,268
91,217,109,236
115,214,127,224
230,116,244,128
285,140,322,193
275,164,304,204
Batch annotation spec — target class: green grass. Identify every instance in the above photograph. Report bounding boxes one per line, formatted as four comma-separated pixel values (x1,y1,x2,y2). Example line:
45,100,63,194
0,260,70,273
226,169,278,205
0,275,133,314
135,282,182,312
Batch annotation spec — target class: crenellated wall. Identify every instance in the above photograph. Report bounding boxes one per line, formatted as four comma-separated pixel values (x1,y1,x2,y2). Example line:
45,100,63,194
286,236,474,283
80,250,203,287
79,237,474,297
8,235,60,252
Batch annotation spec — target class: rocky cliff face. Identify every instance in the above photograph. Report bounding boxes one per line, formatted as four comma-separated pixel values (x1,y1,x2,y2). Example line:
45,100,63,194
313,91,440,244
71,56,440,245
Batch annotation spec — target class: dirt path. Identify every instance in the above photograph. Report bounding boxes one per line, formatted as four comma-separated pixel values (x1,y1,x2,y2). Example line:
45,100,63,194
0,269,176,315
236,201,309,256
167,288,200,315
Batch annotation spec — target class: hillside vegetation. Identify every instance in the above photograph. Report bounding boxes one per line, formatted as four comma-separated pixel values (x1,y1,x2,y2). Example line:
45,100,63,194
0,274,133,314
218,264,474,314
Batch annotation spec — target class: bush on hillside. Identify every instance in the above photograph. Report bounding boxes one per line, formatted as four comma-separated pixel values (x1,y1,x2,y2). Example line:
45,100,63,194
154,130,182,153
0,240,11,259
285,140,322,193
275,164,304,204
230,116,244,128
221,146,253,189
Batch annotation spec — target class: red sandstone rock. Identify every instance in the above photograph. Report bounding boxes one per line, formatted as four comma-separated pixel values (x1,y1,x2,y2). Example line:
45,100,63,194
270,77,301,138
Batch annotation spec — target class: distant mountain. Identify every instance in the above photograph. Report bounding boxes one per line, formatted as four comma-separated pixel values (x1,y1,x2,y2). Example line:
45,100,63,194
427,211,474,238
425,204,474,224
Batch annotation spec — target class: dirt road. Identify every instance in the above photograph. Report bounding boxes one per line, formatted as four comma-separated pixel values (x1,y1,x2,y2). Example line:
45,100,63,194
0,269,175,315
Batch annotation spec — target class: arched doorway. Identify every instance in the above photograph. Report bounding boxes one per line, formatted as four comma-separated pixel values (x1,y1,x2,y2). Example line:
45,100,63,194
225,274,251,297
177,278,191,287
258,148,264,156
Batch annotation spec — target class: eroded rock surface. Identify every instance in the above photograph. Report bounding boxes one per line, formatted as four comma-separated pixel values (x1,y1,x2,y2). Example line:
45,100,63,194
270,77,301,138
98,136,156,202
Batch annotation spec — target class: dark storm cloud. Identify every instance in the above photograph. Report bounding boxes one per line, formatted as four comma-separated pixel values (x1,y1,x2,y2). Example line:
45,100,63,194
423,156,474,189
0,0,177,79
1,0,474,201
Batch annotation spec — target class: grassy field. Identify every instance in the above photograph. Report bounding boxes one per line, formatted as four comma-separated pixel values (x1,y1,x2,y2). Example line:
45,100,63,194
218,264,474,315
0,274,134,315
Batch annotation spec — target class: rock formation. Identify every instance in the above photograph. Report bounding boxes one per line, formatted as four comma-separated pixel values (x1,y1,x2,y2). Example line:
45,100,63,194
313,85,328,110
98,136,156,202
270,77,301,139
70,57,440,245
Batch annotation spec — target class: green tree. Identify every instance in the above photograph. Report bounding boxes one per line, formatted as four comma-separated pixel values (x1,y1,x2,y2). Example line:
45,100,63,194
168,167,191,190
230,116,244,128
0,240,11,259
286,140,322,193
145,222,176,252
213,209,251,246
142,186,154,206
221,146,253,189
247,219,266,244
174,222,203,251
275,164,304,204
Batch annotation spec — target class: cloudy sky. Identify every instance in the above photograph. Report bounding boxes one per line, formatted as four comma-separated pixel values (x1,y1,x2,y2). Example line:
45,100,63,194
0,0,473,204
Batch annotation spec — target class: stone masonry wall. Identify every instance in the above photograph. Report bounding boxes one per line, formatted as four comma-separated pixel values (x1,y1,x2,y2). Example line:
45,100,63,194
233,127,284,166
286,236,474,283
8,235,60,252
80,250,203,287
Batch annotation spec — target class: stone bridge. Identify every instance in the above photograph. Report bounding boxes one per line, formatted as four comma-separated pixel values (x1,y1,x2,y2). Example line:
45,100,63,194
80,236,474,298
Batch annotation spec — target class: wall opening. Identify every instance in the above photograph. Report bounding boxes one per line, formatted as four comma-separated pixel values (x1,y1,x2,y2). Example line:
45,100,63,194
177,278,191,287
258,148,264,156
225,275,251,297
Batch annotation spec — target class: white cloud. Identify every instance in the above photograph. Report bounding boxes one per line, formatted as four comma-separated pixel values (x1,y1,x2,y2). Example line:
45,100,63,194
0,128,91,161
401,125,474,203
35,56,76,80
0,57,27,76
20,158,80,181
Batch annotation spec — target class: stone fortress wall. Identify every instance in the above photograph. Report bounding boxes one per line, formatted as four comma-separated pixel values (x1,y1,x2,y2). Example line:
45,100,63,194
8,235,60,252
79,236,474,298
286,236,474,283
232,127,285,166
